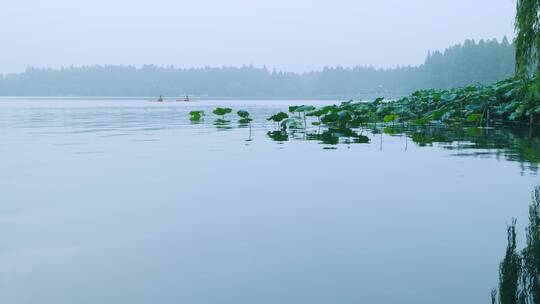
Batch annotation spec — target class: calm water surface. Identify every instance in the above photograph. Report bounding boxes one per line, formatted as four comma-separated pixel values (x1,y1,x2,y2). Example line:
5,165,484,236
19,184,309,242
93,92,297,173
0,99,539,304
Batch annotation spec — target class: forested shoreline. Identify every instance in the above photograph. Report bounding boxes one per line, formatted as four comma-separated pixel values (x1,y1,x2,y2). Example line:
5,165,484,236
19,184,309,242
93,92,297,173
0,38,514,98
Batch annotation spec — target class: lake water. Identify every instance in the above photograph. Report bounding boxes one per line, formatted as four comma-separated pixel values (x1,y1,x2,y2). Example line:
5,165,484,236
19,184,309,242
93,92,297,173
0,99,539,304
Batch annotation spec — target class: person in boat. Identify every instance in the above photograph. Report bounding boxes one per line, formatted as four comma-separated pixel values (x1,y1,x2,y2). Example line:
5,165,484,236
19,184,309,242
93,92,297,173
158,95,163,102
184,95,189,102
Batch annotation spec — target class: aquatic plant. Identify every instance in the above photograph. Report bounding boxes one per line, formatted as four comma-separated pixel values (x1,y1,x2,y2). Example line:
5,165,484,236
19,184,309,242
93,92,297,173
288,106,300,116
320,108,354,129
268,112,288,122
269,106,314,130
237,110,252,124
306,105,334,126
295,105,316,113
189,110,205,122
383,114,399,124
213,107,233,120
291,105,316,127
267,112,289,128
237,110,253,140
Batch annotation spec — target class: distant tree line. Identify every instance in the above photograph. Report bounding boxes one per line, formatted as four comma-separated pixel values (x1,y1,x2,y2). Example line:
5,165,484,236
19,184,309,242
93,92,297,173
0,38,515,98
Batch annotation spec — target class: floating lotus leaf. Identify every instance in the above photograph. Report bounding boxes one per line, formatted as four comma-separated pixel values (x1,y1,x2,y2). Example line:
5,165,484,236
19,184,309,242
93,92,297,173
237,110,250,118
189,110,205,121
288,106,300,113
307,105,336,117
383,114,399,123
373,97,384,104
213,107,233,117
294,105,316,113
267,112,289,122
321,112,339,125
467,113,482,123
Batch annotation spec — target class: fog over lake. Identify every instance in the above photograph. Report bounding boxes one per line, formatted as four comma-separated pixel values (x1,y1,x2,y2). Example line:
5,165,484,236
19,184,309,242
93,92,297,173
0,0,515,73
1,1,538,303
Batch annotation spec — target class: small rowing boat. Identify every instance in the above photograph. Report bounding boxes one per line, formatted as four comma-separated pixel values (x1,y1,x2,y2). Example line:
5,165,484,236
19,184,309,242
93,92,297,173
176,95,192,102
148,96,196,103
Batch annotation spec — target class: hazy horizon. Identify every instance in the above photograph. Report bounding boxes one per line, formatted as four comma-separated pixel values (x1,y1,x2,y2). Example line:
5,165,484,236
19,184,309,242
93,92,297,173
3,35,513,76
0,0,516,73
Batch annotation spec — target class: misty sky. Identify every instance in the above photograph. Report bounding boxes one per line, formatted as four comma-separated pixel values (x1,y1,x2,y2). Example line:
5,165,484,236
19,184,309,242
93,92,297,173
0,0,516,73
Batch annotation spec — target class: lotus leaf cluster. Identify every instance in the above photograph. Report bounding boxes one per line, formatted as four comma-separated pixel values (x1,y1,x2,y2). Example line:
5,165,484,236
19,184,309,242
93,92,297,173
267,112,289,124
268,77,539,130
352,77,540,127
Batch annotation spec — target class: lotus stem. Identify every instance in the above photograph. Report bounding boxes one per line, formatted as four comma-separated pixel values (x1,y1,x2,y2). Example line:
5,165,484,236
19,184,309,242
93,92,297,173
530,114,534,138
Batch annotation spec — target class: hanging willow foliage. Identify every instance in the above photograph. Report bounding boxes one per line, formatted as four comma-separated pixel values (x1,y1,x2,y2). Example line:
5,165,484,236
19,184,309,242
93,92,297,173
499,219,522,304
493,187,540,304
515,0,540,77
515,0,540,126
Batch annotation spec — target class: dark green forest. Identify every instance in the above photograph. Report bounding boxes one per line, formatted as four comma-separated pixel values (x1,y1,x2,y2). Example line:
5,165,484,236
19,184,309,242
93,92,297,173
0,38,514,98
